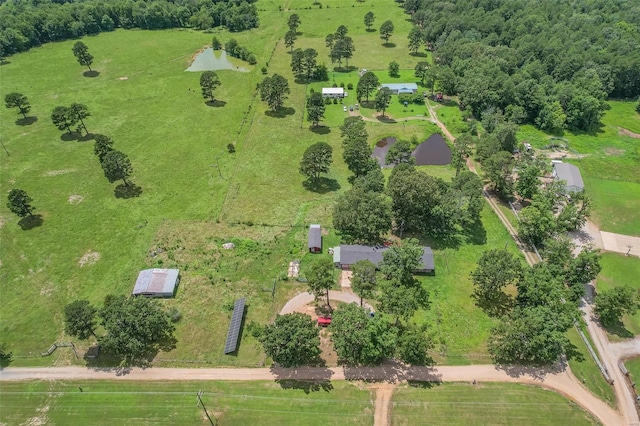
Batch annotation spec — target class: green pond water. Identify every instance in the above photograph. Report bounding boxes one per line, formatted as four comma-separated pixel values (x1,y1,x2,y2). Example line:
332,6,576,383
186,48,249,72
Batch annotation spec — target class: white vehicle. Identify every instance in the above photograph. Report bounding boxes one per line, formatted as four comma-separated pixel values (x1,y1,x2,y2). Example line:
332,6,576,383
343,105,347,112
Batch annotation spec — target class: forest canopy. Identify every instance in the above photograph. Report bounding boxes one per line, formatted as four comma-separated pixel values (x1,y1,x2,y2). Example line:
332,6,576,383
0,0,259,56
403,0,640,130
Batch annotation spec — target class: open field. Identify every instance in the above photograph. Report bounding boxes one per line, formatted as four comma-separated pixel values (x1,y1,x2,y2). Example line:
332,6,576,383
0,380,373,425
517,101,640,235
390,382,599,425
0,0,522,368
595,253,640,339
625,357,640,385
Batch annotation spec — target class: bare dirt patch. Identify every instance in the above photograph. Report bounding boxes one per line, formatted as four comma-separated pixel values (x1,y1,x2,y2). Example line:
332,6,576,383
43,169,75,177
78,251,100,267
0,215,5,229
118,76,128,80
619,128,640,139
40,282,54,297
604,147,625,156
68,195,84,204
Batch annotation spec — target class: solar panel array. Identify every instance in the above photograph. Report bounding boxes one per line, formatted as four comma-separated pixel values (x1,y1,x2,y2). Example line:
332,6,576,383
224,298,246,354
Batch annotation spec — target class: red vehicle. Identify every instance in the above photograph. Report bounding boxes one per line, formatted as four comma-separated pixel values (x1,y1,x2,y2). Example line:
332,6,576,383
317,317,332,327
435,93,444,102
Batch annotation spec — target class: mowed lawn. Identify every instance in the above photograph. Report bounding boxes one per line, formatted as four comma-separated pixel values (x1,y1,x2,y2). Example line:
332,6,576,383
0,380,373,425
390,382,599,425
517,100,640,236
596,253,640,339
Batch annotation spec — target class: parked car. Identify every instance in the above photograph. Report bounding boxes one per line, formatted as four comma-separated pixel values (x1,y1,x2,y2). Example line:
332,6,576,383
349,105,354,111
355,104,359,110
343,105,347,112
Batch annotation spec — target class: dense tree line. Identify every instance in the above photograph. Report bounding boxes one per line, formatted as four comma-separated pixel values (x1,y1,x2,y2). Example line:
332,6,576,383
401,0,640,131
0,0,259,56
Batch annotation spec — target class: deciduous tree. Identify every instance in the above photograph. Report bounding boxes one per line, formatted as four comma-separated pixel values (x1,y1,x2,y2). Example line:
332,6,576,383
386,139,414,165
300,142,332,181
72,41,93,71
375,87,392,117
211,36,222,50
51,106,76,134
414,62,430,87
350,260,377,306
516,164,541,200
329,303,396,365
333,187,391,244
260,74,290,111
287,13,301,33
64,300,97,340
303,48,318,80
69,103,90,135
94,135,115,162
4,92,31,118
595,286,640,328
356,71,380,103
291,48,304,77
388,60,400,77
379,20,394,43
408,26,424,55
200,71,221,102
483,151,514,198
284,30,297,52
101,150,133,187
259,313,320,367
306,92,326,127
6,188,35,218
306,256,335,306
364,12,375,31
471,249,522,311
397,325,433,365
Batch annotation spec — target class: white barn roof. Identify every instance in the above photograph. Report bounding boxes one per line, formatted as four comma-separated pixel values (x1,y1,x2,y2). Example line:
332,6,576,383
132,268,179,297
322,87,344,95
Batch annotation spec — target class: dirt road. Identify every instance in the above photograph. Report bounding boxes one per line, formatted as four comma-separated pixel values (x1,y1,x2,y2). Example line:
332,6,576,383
0,364,622,425
279,290,374,315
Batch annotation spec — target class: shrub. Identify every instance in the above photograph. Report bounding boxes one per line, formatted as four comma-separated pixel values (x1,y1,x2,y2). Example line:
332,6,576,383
227,143,236,153
324,97,332,105
347,83,354,90
167,307,182,323
261,66,268,74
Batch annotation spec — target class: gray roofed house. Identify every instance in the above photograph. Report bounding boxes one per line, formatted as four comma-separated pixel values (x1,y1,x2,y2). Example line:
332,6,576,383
552,163,584,193
132,268,179,297
380,83,418,95
308,224,322,253
333,245,434,274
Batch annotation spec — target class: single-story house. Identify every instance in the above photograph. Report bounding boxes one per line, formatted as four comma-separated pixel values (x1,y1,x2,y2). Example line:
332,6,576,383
308,224,322,253
333,245,434,274
322,87,345,98
380,83,418,95
552,162,584,192
132,268,180,297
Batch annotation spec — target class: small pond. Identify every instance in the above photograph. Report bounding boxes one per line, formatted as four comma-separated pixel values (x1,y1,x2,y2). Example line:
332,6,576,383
371,134,452,167
186,48,250,72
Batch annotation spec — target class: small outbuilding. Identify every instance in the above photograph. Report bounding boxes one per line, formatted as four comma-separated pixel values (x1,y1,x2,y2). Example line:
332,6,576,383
322,87,345,98
552,162,585,193
380,83,418,95
308,224,322,253
333,245,434,274
132,268,180,297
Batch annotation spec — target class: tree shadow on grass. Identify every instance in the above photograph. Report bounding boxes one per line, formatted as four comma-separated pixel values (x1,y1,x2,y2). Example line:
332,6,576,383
60,132,81,142
602,320,634,339
303,177,341,194
382,42,397,48
465,219,487,245
376,115,396,124
272,366,334,393
310,125,330,135
366,28,376,33
473,292,514,318
265,107,295,118
114,183,143,199
333,65,357,73
83,70,100,78
410,52,428,58
18,214,43,230
205,100,227,108
78,133,97,142
564,341,585,363
16,116,37,126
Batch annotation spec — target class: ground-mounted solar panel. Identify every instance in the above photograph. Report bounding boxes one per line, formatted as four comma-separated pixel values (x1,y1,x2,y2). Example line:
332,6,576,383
224,298,246,354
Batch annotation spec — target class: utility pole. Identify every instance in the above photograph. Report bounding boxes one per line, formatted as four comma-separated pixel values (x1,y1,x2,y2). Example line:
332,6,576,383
196,390,216,426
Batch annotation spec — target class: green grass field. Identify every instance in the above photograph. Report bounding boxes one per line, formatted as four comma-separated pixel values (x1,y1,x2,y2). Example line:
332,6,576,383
391,382,599,425
625,357,640,385
0,380,373,425
596,253,640,339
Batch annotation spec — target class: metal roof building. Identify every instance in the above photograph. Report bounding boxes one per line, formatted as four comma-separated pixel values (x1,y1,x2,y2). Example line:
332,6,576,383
132,268,180,297
553,162,585,192
333,245,434,273
380,83,418,94
308,224,322,253
321,87,345,98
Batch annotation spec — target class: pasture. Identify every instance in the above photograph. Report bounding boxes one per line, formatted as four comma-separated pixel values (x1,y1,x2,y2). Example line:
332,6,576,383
390,382,599,425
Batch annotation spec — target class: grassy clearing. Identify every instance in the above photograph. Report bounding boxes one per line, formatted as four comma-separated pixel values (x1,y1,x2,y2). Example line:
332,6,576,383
0,380,373,425
595,253,640,340
428,98,469,137
586,178,640,236
625,357,640,384
566,327,616,407
391,382,599,425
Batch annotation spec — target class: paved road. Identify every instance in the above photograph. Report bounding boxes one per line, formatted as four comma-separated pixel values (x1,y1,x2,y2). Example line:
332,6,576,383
0,364,622,426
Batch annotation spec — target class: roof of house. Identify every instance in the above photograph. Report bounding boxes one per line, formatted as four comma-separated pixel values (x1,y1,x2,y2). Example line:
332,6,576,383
337,245,434,270
132,268,179,296
553,163,584,190
308,224,322,248
380,83,418,92
322,87,344,94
